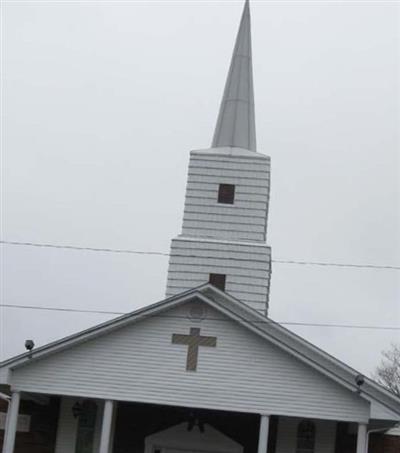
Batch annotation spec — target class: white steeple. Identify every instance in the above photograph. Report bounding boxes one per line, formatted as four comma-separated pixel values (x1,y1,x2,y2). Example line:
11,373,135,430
166,1,271,314
212,0,256,152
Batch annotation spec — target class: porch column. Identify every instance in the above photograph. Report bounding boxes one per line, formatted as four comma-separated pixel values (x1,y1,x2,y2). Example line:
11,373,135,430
99,399,115,453
356,423,367,453
2,391,21,453
257,414,270,453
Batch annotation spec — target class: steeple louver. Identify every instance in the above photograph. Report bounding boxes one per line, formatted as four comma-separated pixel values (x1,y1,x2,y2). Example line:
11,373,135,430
212,0,256,152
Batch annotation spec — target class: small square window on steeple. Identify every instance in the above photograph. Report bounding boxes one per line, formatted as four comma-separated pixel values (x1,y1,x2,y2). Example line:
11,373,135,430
218,184,235,204
209,273,226,291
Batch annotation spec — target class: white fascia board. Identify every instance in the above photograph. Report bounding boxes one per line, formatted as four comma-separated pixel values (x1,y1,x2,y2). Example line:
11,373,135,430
174,235,272,249
191,147,269,160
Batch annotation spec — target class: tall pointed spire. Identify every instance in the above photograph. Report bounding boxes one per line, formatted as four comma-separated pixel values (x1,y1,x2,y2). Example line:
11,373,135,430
212,0,256,152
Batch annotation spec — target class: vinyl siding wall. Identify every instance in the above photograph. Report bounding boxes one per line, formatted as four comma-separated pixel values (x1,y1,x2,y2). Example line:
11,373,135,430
181,151,270,243
11,302,369,423
166,238,271,312
167,148,272,314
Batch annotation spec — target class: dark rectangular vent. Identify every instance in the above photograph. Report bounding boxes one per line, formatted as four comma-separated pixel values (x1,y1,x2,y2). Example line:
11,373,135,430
209,273,226,291
218,184,235,204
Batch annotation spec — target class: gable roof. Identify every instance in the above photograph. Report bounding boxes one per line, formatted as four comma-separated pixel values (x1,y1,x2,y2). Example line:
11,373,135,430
1,284,399,418
387,424,400,436
145,422,243,453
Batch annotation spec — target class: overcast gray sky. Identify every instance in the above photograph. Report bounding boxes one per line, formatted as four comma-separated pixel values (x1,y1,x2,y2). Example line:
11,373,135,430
1,0,399,377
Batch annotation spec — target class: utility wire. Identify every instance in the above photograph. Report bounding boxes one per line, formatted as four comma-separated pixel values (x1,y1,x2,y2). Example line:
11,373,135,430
1,240,399,270
0,240,169,257
0,303,399,331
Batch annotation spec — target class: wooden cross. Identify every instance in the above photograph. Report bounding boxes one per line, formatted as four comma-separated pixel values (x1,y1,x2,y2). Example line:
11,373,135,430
172,328,217,371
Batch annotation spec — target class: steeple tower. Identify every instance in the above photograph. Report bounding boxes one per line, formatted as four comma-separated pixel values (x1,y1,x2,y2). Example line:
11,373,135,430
212,0,256,152
166,0,271,314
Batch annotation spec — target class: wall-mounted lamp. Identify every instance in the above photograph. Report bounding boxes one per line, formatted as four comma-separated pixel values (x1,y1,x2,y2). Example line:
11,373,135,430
72,401,83,418
355,374,365,394
187,412,205,433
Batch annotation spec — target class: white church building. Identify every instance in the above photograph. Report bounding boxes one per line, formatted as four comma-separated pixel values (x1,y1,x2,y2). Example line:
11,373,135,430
1,2,400,453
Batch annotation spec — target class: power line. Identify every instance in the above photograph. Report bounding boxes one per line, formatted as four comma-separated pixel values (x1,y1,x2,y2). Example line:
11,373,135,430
271,259,400,270
1,240,399,270
1,303,399,331
0,240,169,257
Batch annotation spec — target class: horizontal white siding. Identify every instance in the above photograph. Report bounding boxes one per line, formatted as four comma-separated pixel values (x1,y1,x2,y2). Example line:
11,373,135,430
184,213,266,226
189,167,269,180
181,228,265,242
181,152,270,242
11,302,369,422
172,149,271,307
186,188,269,203
184,204,267,217
168,281,268,295
168,265,269,279
167,273,268,285
189,155,270,171
183,221,266,235
275,417,336,453
166,238,271,312
187,183,270,197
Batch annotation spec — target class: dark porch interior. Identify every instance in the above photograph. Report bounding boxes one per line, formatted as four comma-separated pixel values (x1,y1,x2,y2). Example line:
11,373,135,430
112,401,278,453
0,395,397,453
0,396,59,453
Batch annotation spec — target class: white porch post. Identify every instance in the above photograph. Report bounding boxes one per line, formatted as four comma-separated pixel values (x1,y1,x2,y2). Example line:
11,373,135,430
108,401,118,453
99,399,115,453
2,391,21,453
257,414,270,453
356,423,367,453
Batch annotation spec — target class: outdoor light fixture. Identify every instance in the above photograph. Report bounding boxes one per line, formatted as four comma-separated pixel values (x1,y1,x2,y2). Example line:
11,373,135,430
355,374,365,394
187,412,205,433
72,401,83,418
25,340,34,351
